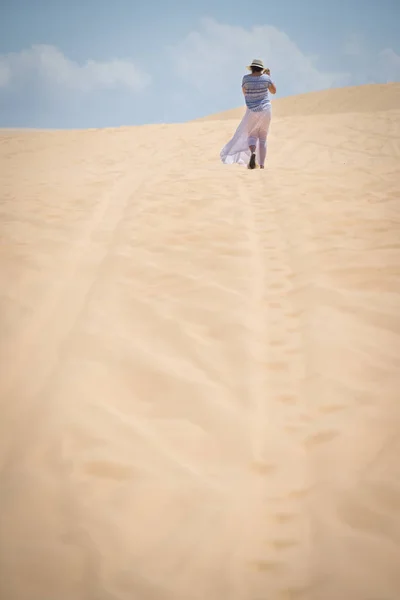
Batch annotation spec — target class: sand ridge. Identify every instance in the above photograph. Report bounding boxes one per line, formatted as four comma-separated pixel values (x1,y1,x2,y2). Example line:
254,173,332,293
1,83,400,600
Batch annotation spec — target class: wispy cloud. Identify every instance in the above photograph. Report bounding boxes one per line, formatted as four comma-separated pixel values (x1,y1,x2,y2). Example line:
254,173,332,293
341,33,400,85
0,45,150,93
1,22,398,128
169,18,350,97
0,62,10,87
379,48,400,83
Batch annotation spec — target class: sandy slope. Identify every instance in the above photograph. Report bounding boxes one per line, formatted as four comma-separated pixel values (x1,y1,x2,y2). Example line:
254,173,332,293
1,84,400,600
198,82,400,121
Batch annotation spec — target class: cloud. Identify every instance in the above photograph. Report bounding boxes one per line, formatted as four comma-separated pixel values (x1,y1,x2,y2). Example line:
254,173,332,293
0,45,150,94
169,18,350,100
1,25,398,128
169,19,400,118
379,48,400,83
341,34,400,85
0,62,10,87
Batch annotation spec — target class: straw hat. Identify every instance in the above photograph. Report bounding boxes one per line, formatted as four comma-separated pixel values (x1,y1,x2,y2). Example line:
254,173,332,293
247,58,265,70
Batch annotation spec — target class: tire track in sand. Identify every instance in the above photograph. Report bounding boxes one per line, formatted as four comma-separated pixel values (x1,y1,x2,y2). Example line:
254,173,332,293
0,164,169,467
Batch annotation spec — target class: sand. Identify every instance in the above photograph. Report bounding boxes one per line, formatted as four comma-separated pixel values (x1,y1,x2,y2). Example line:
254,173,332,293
1,83,400,600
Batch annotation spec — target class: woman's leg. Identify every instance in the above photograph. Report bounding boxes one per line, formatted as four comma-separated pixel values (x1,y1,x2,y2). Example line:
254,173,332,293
247,112,258,168
248,139,257,153
258,110,272,168
247,134,257,168
258,138,267,168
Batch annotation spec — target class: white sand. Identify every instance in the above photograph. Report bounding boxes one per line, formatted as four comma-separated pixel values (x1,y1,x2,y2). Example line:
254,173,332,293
1,83,400,600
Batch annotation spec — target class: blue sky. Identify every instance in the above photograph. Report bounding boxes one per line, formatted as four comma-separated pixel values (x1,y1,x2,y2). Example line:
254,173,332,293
0,0,399,128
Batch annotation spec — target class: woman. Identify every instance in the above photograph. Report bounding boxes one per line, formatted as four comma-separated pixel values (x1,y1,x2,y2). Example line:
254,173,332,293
220,59,276,169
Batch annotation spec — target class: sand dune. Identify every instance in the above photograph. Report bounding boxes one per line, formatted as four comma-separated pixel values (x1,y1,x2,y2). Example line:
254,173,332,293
198,82,400,121
1,83,400,600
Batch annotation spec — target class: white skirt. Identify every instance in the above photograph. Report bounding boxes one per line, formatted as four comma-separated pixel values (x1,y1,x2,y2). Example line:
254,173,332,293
220,107,272,166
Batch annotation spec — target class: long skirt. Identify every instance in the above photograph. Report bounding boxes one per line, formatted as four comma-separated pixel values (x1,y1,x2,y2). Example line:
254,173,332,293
220,107,272,166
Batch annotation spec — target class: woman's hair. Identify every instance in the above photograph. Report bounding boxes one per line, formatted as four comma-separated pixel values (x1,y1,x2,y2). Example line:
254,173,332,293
250,66,263,73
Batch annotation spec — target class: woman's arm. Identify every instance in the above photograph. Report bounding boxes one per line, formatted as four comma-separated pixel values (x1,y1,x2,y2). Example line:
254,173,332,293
263,69,276,94
266,71,276,94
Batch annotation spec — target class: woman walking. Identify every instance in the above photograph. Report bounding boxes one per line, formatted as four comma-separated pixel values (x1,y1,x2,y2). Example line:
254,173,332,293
220,59,276,169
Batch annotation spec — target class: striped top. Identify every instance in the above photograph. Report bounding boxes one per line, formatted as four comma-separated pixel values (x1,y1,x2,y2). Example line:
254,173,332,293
242,73,274,112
